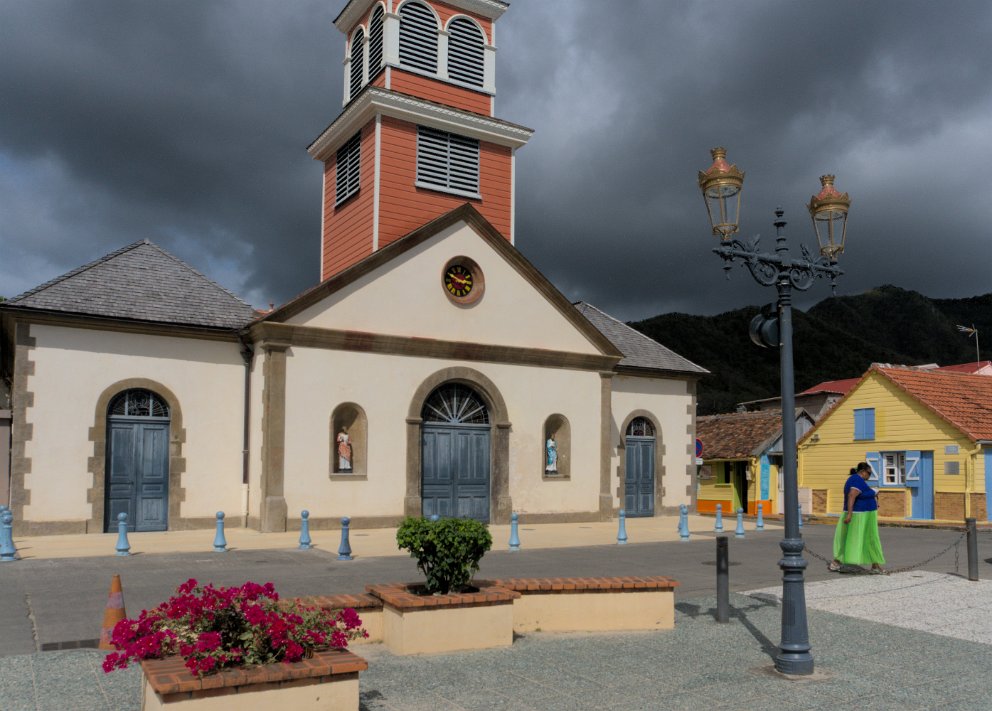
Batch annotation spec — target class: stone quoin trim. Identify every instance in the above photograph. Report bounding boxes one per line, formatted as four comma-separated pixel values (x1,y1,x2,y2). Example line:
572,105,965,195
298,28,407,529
686,380,698,508
405,366,512,523
9,322,35,530
599,372,614,518
87,379,187,534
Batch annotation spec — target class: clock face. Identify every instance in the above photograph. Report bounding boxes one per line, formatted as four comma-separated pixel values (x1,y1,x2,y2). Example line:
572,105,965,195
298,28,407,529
444,264,474,299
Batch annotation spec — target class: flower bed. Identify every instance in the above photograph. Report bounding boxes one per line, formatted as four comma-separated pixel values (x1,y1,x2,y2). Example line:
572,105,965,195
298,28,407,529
103,579,368,709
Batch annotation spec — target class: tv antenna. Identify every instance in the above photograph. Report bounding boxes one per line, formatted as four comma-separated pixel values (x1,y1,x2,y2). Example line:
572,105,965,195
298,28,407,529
956,324,980,364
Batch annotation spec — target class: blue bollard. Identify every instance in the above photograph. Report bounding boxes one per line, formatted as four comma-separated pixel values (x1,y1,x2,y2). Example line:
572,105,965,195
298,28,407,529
115,512,131,556
213,511,227,552
679,504,690,541
714,504,724,532
338,517,353,560
798,504,804,529
735,508,745,538
756,503,764,530
617,509,628,545
1,510,17,562
299,510,312,550
508,512,520,552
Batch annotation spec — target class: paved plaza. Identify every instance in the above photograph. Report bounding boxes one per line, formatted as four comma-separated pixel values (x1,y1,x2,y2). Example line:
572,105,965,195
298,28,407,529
0,520,989,710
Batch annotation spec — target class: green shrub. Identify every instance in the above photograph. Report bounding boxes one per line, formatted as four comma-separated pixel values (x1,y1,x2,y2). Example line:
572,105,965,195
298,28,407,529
396,516,493,594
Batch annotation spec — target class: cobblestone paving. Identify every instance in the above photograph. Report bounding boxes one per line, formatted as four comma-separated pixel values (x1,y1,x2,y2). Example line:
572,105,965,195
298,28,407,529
2,589,990,711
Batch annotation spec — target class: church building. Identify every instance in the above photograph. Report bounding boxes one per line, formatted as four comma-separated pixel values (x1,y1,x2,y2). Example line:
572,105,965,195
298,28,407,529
0,0,706,536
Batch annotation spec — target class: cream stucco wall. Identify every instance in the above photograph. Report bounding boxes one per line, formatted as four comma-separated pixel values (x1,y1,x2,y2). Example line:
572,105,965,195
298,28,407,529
287,222,602,355
279,346,603,518
610,374,694,510
23,324,245,524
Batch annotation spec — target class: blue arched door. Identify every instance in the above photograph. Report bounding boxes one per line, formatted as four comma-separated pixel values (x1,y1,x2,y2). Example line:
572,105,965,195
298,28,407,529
105,389,170,532
421,384,491,522
624,417,656,517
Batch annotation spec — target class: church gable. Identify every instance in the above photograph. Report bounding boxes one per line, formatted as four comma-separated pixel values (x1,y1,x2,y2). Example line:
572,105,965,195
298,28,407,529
268,206,617,358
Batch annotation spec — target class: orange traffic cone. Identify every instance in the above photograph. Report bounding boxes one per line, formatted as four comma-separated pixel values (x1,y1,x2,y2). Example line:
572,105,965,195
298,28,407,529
98,574,127,650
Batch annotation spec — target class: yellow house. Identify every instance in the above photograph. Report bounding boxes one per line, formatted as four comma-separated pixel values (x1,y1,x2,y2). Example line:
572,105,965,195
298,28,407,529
798,365,992,522
696,410,814,516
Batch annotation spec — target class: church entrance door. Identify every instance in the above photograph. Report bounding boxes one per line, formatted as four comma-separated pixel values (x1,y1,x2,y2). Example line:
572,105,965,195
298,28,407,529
420,384,491,522
624,417,656,517
105,389,170,532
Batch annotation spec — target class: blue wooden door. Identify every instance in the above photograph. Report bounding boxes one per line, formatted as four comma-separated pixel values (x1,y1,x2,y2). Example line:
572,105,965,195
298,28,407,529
624,437,655,517
106,421,169,531
421,424,490,522
985,449,992,522
105,389,170,532
906,450,934,520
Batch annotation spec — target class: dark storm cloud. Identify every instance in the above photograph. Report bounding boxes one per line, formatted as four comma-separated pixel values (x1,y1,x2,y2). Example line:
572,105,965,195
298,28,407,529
1,1,990,319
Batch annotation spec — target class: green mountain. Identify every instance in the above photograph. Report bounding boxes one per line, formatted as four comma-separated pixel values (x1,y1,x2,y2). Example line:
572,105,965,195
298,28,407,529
631,285,991,415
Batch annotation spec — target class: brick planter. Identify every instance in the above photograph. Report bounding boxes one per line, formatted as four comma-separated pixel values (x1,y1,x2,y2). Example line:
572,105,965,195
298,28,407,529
366,581,519,655
139,648,367,710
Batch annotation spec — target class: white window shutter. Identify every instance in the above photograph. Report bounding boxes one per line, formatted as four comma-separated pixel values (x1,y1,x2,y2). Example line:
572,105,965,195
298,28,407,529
416,126,479,196
368,6,385,76
399,2,438,74
335,132,362,205
350,29,366,100
447,18,485,87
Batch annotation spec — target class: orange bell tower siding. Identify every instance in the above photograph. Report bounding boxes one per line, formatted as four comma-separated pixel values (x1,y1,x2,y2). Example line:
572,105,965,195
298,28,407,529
310,0,532,282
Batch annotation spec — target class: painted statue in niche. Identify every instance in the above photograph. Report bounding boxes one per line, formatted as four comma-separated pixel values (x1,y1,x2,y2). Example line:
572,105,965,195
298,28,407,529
545,436,558,473
337,428,352,472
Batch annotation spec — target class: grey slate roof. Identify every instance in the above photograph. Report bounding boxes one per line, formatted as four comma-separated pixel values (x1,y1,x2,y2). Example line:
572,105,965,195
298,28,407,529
574,302,708,375
6,240,257,330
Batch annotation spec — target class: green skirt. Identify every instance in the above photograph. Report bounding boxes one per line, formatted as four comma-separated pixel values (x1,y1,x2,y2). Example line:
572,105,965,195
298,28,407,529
832,510,885,566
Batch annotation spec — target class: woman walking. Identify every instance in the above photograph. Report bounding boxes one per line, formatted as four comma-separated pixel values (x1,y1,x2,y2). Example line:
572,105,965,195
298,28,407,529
829,462,886,573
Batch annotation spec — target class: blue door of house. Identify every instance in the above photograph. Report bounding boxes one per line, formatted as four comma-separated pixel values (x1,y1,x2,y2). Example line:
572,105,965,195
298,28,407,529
420,384,491,523
624,416,656,517
105,390,170,532
906,450,934,520
985,449,992,522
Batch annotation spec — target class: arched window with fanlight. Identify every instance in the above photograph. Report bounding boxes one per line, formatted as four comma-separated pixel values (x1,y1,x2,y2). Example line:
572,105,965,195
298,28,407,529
368,5,385,80
446,17,485,87
349,27,366,100
398,1,438,74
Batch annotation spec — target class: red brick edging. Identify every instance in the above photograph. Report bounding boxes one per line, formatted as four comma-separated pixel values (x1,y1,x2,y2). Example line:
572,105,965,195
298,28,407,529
489,576,679,594
140,649,367,698
366,581,520,611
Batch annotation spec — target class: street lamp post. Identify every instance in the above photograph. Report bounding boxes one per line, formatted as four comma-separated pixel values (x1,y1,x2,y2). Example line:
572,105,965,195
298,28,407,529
697,148,851,676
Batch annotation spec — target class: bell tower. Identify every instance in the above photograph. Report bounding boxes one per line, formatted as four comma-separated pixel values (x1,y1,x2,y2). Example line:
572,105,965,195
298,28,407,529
308,0,533,281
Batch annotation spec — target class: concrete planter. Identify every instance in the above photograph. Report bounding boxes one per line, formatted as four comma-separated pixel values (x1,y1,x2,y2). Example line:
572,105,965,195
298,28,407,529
496,576,678,633
366,582,519,655
139,648,367,710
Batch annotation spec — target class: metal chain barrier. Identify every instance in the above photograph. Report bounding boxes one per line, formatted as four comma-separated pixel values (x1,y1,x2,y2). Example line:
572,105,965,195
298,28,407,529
804,530,967,576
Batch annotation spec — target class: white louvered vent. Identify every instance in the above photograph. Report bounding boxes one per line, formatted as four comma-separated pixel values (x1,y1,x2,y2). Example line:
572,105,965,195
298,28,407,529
349,28,365,100
368,6,385,77
335,132,361,205
417,126,480,196
447,17,485,87
399,2,438,74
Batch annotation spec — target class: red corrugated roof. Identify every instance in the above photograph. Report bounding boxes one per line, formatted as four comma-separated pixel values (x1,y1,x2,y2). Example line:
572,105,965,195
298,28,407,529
877,367,992,442
799,377,861,396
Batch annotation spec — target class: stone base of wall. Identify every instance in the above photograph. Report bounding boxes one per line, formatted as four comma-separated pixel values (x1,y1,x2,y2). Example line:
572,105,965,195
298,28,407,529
969,494,987,522
812,490,828,515
935,492,966,521
877,490,907,518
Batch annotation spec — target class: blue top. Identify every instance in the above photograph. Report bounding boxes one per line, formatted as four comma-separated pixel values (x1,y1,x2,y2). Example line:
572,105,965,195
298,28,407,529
843,474,878,512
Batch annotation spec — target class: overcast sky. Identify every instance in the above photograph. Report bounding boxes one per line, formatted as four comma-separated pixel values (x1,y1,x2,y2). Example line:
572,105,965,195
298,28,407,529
2,0,990,320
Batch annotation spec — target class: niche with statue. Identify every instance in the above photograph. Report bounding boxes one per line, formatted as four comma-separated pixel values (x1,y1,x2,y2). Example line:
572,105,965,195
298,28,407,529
542,414,570,479
330,403,368,477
